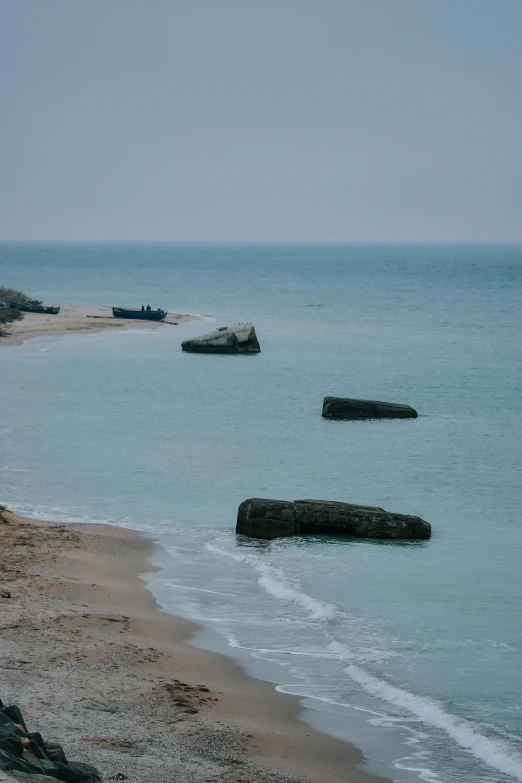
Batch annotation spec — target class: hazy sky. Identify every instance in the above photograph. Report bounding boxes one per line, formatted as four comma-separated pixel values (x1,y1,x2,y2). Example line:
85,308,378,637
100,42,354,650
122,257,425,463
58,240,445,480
1,0,520,241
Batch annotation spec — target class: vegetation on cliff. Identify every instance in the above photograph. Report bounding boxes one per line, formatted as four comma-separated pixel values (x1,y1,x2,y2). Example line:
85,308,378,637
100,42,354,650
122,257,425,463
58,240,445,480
0,286,31,334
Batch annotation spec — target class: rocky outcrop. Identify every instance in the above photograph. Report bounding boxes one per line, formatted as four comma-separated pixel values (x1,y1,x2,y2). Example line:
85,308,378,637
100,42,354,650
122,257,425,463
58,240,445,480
0,700,101,782
181,324,261,354
236,498,431,540
322,397,418,419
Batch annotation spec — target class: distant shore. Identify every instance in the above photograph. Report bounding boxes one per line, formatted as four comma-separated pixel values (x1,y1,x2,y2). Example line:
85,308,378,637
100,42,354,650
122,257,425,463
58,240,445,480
0,506,387,783
0,304,198,347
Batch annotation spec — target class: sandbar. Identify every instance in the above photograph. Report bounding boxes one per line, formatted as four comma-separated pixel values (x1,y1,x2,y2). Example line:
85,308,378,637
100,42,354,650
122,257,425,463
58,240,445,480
0,304,198,347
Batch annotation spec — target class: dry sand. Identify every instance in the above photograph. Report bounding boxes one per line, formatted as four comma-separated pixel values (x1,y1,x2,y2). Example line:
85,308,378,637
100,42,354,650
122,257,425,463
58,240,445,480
0,305,197,347
0,507,388,783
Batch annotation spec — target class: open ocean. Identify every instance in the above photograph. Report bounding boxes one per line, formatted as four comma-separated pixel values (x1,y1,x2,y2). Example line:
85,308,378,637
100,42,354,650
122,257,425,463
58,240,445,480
1,241,521,783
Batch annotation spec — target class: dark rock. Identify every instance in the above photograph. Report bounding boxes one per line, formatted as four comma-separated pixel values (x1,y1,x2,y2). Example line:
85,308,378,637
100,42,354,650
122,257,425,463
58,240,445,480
67,761,103,782
2,706,28,732
40,760,88,782
182,324,261,354
27,733,52,760
0,747,42,775
237,498,431,540
23,734,49,760
0,726,24,756
0,702,101,783
0,590,11,599
44,742,68,765
322,396,418,419
44,760,102,783
21,748,44,772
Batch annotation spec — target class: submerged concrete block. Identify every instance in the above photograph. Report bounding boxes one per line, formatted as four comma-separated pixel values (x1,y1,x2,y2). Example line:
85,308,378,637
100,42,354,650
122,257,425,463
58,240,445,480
236,498,431,540
322,397,418,420
182,324,261,354
236,499,299,539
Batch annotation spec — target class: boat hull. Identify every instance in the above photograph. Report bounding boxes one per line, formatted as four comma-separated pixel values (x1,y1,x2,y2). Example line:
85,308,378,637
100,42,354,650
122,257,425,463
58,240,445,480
10,301,60,314
112,307,167,321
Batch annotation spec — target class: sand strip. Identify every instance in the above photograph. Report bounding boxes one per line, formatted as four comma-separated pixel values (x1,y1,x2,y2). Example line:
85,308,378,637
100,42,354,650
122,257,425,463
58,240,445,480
0,305,198,347
0,507,388,783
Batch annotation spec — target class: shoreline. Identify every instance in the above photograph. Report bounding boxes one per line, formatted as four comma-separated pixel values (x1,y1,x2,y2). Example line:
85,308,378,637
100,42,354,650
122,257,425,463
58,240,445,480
0,304,198,347
0,506,389,783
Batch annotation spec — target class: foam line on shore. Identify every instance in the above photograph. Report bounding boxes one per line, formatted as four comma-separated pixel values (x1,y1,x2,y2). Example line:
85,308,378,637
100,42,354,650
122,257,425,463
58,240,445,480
206,542,339,621
207,540,522,782
345,663,522,781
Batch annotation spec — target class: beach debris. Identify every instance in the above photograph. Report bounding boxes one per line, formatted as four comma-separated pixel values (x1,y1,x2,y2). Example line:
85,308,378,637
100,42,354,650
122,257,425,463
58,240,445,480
0,590,11,599
236,498,431,540
160,681,216,714
181,323,261,354
0,699,102,782
322,396,418,419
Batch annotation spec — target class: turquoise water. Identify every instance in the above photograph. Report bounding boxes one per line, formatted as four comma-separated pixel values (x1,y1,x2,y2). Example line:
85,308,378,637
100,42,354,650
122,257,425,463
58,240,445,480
1,242,521,782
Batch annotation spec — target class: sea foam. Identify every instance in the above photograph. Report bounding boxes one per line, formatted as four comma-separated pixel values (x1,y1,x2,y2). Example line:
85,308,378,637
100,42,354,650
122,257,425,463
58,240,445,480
205,542,339,621
345,663,522,782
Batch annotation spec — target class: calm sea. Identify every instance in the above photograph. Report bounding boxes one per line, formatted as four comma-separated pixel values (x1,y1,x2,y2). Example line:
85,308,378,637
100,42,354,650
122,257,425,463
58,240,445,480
1,242,521,783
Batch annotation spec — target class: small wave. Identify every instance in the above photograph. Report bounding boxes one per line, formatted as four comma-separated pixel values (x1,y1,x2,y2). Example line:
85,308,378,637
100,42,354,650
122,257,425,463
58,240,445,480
205,542,339,621
163,581,237,598
485,639,512,649
345,664,522,782
225,642,340,659
186,313,216,321
109,327,157,336
393,757,442,783
1,501,141,530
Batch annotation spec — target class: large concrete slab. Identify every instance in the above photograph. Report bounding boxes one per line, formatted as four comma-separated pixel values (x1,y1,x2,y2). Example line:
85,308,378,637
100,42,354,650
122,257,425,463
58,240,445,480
322,397,418,419
236,498,431,540
182,323,261,354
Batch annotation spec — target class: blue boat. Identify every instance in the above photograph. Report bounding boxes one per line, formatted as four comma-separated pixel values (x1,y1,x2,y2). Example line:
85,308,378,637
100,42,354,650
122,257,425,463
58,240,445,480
10,301,60,314
112,307,167,321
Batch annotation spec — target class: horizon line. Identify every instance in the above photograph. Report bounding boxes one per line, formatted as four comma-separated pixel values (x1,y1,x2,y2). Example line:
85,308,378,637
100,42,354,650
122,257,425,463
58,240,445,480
1,239,521,245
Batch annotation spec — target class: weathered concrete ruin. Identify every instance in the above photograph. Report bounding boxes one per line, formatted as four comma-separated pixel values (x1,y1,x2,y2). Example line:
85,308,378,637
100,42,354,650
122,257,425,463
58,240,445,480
322,397,418,419
236,498,431,540
182,324,261,354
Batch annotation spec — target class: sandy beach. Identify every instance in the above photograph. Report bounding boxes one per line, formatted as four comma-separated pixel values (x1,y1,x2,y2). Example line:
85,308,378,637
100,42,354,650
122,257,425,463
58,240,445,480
0,305,198,347
0,506,387,783
1,299,387,783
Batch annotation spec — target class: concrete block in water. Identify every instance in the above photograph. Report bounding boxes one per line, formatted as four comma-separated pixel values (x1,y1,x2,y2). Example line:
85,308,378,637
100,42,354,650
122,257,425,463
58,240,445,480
236,498,431,540
181,324,261,354
322,397,418,419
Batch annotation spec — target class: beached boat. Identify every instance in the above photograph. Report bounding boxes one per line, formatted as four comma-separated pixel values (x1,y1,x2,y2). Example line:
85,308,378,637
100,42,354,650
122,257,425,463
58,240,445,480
10,301,60,314
112,307,167,321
